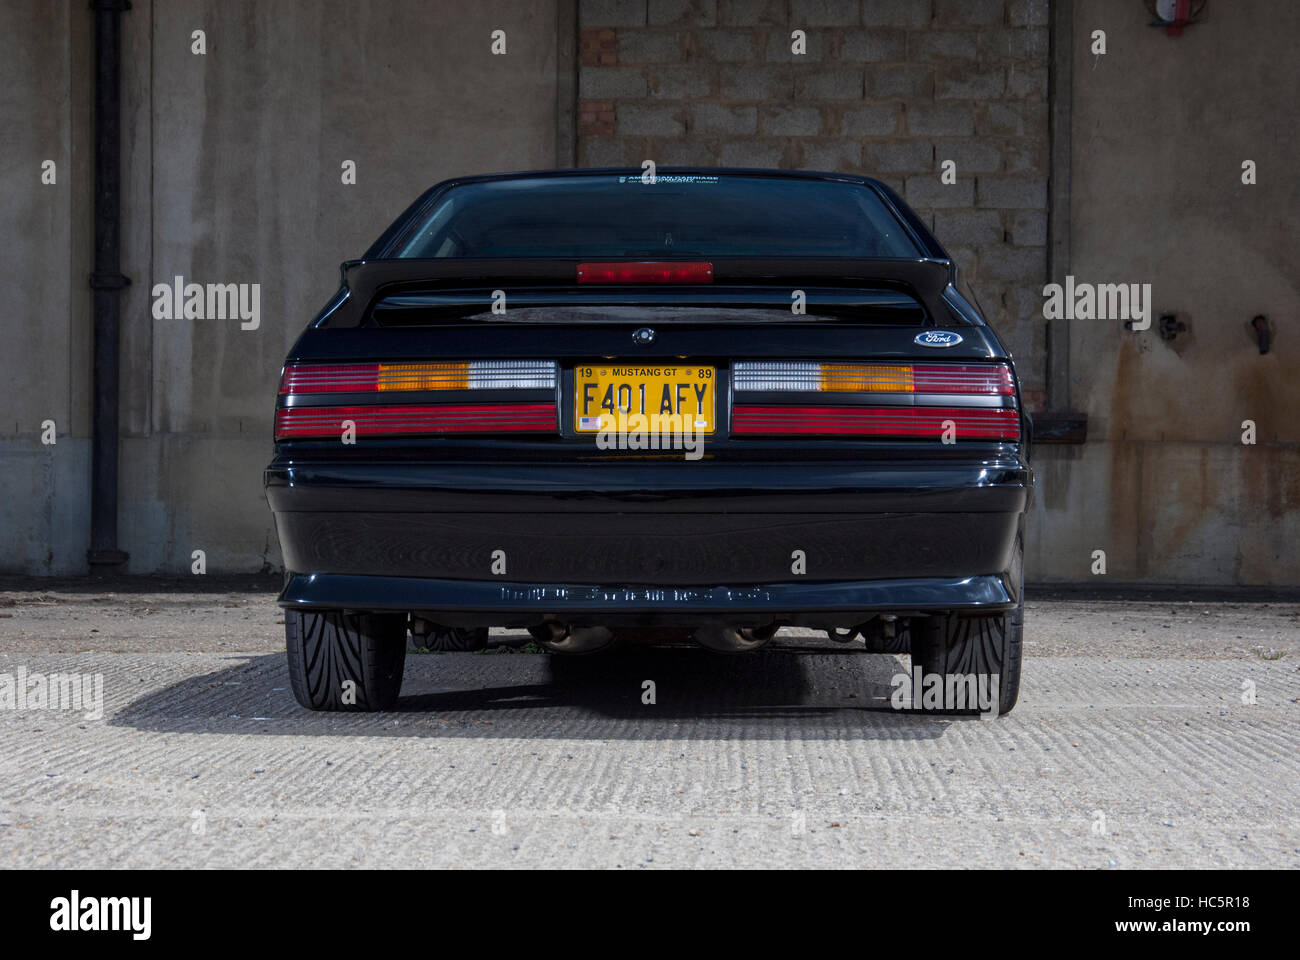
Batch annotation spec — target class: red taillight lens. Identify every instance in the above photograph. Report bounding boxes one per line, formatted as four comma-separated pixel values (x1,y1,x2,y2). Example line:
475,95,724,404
576,261,714,284
912,364,1014,396
279,363,380,394
731,406,1019,439
275,403,557,438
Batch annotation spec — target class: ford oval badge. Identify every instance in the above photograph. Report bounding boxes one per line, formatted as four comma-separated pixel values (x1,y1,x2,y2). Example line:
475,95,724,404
914,330,963,348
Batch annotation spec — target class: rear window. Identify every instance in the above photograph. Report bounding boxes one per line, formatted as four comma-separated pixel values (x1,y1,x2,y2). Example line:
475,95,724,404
390,174,921,259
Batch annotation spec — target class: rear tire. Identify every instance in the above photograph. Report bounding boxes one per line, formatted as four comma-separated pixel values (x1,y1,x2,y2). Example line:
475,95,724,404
286,610,407,711
911,537,1023,715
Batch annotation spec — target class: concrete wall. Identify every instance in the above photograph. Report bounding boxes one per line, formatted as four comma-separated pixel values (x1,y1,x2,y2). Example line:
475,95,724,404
0,1,93,572
1027,0,1300,584
2,0,1297,585
1,0,562,574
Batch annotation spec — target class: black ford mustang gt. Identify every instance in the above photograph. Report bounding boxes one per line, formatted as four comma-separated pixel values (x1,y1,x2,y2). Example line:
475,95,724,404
265,168,1033,714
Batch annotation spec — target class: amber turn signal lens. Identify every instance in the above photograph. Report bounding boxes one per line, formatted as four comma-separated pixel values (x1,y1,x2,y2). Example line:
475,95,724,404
820,364,914,393
377,363,469,391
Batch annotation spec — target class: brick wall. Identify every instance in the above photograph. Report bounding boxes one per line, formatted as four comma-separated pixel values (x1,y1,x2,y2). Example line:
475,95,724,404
576,0,1050,402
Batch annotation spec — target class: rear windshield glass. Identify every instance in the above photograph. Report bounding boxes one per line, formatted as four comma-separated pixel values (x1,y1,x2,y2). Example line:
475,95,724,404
391,175,920,259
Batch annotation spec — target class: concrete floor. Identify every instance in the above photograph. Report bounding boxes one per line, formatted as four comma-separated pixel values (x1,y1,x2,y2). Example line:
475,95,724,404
0,585,1296,868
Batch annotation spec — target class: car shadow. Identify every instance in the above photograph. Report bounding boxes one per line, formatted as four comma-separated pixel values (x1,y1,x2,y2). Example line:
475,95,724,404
111,636,958,741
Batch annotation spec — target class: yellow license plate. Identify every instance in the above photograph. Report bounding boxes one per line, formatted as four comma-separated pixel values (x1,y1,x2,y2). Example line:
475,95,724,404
575,364,715,435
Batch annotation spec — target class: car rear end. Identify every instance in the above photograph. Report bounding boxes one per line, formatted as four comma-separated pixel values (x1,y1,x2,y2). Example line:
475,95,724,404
265,169,1032,713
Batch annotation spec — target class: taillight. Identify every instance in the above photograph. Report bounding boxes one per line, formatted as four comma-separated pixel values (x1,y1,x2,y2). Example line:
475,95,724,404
731,361,1018,440
278,360,556,395
276,361,557,439
733,362,1014,396
576,261,714,284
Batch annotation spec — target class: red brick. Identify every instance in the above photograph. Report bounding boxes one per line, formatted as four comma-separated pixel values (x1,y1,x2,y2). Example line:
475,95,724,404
580,28,618,67
578,99,617,136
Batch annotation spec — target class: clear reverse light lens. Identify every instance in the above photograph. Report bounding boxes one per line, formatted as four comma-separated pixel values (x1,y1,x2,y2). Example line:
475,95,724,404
732,361,820,391
466,360,556,389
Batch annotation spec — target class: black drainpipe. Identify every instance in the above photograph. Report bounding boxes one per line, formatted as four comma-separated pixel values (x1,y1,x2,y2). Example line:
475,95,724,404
86,0,131,570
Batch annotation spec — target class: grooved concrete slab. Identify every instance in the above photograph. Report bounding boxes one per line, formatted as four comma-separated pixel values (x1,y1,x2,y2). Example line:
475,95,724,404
1,597,1296,868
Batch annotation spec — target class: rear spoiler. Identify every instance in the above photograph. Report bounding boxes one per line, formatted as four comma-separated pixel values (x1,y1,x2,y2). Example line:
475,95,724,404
319,257,961,328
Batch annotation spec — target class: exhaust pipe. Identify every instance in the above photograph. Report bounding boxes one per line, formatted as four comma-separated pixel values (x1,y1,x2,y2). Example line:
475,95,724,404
530,622,614,655
838,616,910,653
692,623,778,653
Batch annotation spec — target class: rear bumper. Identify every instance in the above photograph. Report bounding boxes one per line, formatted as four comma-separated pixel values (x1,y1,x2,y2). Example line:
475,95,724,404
279,573,1014,627
265,455,1029,619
